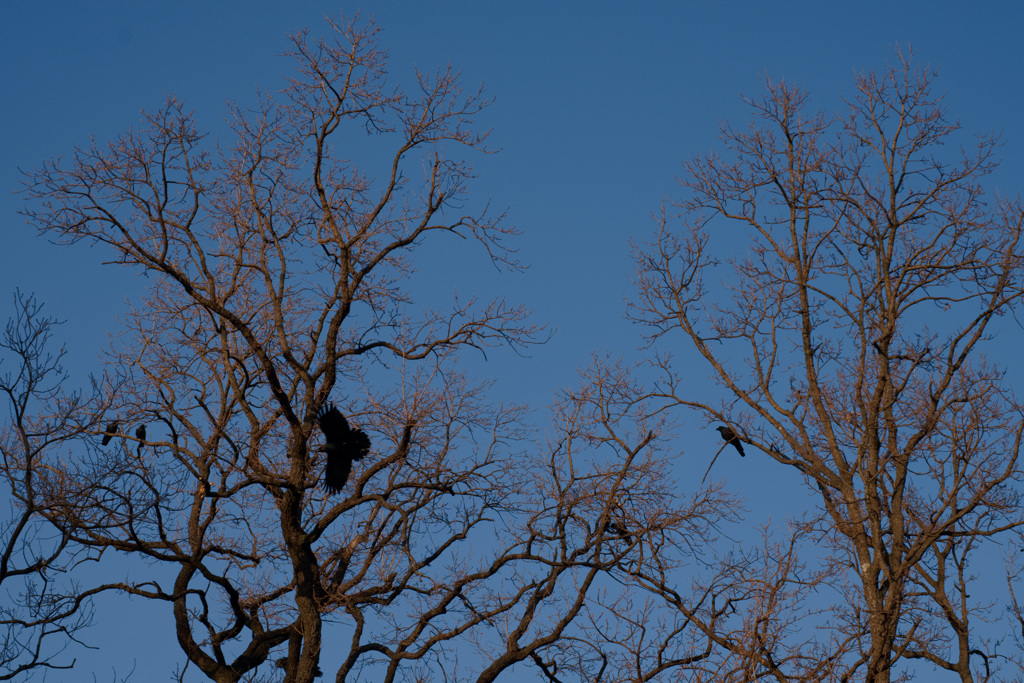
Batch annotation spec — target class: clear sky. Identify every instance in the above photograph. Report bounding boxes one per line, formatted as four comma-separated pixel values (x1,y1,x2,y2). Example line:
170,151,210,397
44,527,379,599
3,2,1024,679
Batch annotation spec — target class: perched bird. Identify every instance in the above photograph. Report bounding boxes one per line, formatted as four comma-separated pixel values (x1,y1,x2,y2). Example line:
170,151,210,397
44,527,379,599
316,404,371,495
135,424,147,455
101,421,120,446
716,425,745,457
603,520,632,542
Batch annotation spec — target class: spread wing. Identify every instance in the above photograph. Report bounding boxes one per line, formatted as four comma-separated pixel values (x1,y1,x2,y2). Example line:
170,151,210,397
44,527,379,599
346,428,371,462
318,404,350,445
318,405,371,495
323,453,355,495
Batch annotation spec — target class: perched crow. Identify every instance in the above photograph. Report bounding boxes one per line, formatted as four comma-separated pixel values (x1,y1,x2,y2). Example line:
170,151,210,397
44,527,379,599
603,520,632,542
101,421,120,446
135,424,147,455
715,425,745,457
316,405,371,495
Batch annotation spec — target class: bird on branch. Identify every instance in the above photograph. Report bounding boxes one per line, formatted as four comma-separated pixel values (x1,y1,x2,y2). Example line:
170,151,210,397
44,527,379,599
135,424,147,455
316,404,371,495
101,421,119,446
715,425,745,457
603,520,632,542
702,425,747,484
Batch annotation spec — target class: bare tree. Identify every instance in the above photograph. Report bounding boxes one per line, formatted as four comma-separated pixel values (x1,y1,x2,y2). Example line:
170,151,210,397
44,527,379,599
631,51,1024,682
482,356,748,683
0,292,95,680
19,15,748,683
20,14,544,683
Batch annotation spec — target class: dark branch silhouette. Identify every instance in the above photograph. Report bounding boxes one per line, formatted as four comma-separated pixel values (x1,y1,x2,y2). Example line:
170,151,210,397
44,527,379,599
530,651,566,683
316,405,371,495
715,425,745,457
276,657,322,678
968,649,989,678
101,421,119,446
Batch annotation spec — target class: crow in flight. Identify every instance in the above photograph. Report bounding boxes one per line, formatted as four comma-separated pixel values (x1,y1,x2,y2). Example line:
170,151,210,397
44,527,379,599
101,421,120,446
135,424,147,455
316,404,371,495
715,425,745,457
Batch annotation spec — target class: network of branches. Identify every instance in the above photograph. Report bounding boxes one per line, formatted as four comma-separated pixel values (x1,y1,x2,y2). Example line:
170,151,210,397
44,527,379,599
2,16,1024,683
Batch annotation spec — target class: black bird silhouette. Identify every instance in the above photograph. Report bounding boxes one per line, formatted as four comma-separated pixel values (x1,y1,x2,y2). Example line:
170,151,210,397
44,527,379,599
715,425,745,457
135,424,147,455
101,421,120,446
316,404,371,495
603,520,632,542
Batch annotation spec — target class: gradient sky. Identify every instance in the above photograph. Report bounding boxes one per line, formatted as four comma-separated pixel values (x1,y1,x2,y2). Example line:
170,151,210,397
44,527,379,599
3,2,1024,680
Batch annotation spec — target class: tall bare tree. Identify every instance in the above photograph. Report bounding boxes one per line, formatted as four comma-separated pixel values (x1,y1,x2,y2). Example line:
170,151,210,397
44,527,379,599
631,52,1024,682
18,15,747,683
21,15,542,683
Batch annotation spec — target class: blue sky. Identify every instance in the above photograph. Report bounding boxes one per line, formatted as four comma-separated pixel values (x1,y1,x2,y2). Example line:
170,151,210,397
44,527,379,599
3,2,1024,679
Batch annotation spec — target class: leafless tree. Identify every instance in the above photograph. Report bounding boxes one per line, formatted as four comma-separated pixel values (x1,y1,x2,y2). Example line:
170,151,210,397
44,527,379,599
20,14,540,683
18,15,746,683
489,356,749,683
631,51,1024,682
0,292,96,680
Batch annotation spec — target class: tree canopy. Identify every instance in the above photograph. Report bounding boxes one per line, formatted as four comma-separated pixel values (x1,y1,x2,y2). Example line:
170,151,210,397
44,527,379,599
5,17,1024,683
